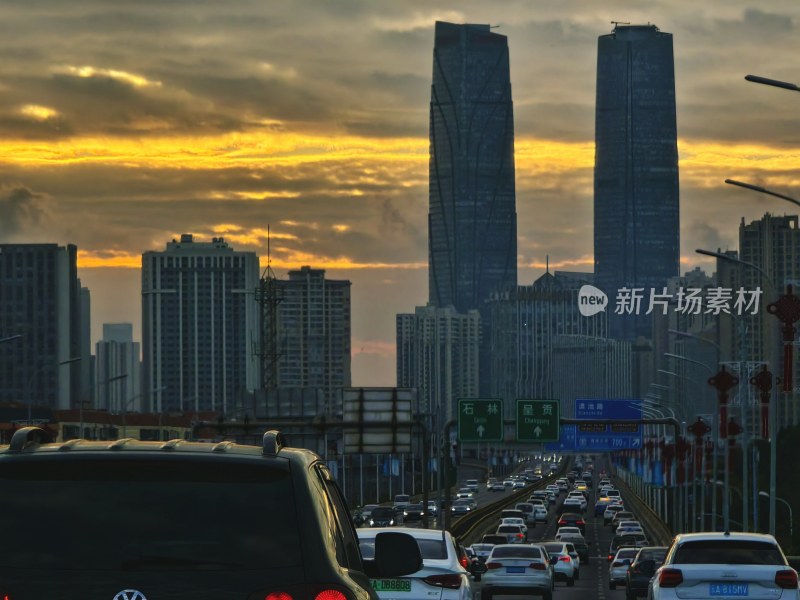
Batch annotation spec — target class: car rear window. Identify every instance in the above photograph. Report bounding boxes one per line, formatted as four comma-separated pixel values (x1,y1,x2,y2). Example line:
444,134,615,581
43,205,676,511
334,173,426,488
673,541,786,565
360,538,446,560
493,546,542,559
498,526,520,533
0,458,301,570
483,535,507,544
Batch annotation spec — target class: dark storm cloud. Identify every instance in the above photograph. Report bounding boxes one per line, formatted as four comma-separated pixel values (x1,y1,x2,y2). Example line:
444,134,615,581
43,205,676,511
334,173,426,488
0,185,52,239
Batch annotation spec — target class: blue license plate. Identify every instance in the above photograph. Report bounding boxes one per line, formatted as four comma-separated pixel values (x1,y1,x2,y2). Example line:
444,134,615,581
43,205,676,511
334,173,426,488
506,567,525,573
709,584,749,596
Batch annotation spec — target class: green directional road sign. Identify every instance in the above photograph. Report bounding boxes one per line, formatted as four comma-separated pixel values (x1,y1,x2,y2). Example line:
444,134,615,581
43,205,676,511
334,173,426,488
516,399,560,442
457,399,503,442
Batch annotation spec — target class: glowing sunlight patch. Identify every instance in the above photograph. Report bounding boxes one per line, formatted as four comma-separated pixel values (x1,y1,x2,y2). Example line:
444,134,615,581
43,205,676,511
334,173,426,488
57,65,162,88
20,104,59,120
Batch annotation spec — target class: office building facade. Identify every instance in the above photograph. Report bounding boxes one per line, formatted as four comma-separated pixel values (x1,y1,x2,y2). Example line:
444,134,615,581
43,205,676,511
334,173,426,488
142,235,260,414
95,323,141,414
397,304,480,424
488,271,606,419
271,266,351,415
0,244,85,409
428,21,517,393
594,23,680,340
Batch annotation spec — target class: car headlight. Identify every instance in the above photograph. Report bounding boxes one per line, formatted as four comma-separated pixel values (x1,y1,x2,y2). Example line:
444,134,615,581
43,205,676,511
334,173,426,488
369,519,375,526
403,511,408,516
389,519,395,525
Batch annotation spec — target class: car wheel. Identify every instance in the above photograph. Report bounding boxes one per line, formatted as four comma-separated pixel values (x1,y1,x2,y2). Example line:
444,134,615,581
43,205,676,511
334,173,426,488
610,582,617,590
567,576,575,587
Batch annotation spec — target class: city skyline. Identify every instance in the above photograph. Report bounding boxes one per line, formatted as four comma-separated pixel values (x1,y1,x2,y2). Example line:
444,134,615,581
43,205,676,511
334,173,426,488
2,2,800,384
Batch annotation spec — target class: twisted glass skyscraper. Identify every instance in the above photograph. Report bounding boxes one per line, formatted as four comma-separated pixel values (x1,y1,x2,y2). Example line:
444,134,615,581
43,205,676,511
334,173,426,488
594,24,680,340
428,21,517,316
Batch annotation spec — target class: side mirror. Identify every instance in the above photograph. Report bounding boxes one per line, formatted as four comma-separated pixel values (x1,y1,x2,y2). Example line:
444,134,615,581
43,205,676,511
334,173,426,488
371,532,423,577
638,559,656,577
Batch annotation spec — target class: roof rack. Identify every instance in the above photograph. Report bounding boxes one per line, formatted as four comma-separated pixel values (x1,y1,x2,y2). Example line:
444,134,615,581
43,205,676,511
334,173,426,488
9,426,52,453
262,430,285,456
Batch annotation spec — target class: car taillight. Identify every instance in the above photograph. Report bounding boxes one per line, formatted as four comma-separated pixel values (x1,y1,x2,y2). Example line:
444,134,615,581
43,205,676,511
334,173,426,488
607,554,614,561
315,591,347,600
517,533,524,538
487,562,503,570
559,556,571,562
558,520,566,526
775,570,798,589
658,568,683,588
423,574,462,589
531,562,546,570
266,593,293,600
459,556,469,568
576,520,585,526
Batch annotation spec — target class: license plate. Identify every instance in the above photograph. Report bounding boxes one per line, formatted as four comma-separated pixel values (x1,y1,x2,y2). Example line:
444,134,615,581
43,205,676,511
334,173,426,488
506,566,525,573
709,584,749,596
372,579,412,592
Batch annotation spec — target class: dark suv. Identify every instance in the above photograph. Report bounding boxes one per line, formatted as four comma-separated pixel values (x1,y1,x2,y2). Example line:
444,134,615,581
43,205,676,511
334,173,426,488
0,427,421,599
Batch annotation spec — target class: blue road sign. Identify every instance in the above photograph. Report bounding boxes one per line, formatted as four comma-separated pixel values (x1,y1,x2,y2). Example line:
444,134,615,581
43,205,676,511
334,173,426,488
574,399,643,450
544,425,576,452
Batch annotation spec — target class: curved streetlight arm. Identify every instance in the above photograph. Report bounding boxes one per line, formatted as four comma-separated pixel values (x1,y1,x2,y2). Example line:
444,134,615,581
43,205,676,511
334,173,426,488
745,74,800,92
725,179,800,209
0,334,22,344
668,328,721,354
696,248,776,292
758,490,793,537
27,356,81,425
664,352,715,375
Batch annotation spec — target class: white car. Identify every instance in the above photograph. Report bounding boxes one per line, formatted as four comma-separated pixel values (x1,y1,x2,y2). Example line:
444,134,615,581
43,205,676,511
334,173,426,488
456,488,474,499
500,517,528,535
426,500,438,517
496,524,527,544
604,504,625,524
563,541,582,573
465,479,479,492
468,543,494,564
515,502,537,524
648,532,800,600
563,498,585,513
513,480,526,489
359,527,474,600
542,541,577,586
483,543,554,600
533,504,548,523
556,526,582,540
608,546,638,589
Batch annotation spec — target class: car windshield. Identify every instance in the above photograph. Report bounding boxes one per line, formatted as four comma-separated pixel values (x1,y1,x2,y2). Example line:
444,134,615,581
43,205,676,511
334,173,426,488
0,458,301,570
673,541,786,565
371,507,394,518
544,544,566,554
394,495,410,503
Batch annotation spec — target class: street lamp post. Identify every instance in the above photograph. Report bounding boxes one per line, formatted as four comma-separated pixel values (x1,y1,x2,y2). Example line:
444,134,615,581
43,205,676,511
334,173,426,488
697,247,779,535
0,334,23,345
759,491,793,539
81,373,129,440
27,356,81,426
121,386,167,439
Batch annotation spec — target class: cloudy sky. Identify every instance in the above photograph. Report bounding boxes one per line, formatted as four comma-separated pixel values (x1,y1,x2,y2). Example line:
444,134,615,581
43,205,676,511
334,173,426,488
2,0,800,385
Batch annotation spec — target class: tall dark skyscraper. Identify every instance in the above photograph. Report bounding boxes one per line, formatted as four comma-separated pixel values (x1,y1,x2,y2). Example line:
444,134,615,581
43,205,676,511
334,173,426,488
428,21,517,316
594,24,680,340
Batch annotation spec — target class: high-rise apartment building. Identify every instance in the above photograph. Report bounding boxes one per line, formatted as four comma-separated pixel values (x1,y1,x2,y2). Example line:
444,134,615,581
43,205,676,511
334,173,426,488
0,244,86,409
142,235,260,414
428,20,517,392
397,304,480,423
271,266,351,414
594,24,680,340
488,271,606,418
95,323,141,413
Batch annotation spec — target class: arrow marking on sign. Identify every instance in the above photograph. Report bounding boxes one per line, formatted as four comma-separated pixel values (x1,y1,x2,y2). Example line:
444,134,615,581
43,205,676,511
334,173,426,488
534,426,542,438
477,424,485,438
